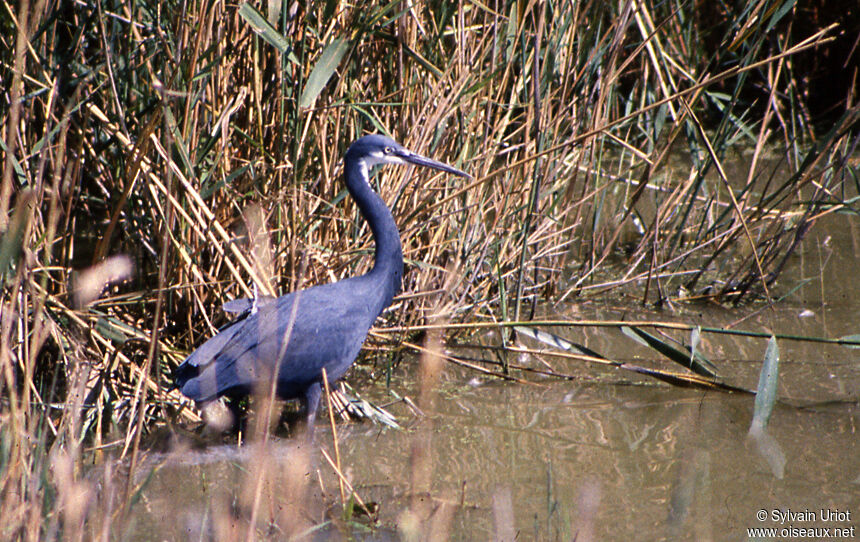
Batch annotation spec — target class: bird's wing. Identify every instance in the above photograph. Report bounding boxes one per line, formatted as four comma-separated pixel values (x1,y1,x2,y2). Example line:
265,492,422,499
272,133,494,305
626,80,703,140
176,278,382,402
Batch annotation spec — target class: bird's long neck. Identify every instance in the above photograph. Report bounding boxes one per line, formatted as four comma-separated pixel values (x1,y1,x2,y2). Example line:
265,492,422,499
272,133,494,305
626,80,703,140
344,156,404,310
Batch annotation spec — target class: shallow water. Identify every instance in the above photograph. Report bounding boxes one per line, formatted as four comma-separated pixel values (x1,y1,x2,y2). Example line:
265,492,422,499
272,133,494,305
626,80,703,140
126,214,859,541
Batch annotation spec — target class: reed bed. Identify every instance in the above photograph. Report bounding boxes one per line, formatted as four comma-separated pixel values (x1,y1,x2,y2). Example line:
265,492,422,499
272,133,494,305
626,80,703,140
1,0,858,538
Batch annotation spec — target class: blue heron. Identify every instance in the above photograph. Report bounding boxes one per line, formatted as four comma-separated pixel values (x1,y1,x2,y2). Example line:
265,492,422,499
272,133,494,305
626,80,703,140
172,134,469,434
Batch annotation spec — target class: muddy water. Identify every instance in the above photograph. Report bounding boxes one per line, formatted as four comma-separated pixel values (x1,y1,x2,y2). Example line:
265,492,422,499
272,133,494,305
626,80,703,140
128,215,858,540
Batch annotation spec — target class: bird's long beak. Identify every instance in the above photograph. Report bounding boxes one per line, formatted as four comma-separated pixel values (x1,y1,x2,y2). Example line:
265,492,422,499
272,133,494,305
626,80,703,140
399,149,471,179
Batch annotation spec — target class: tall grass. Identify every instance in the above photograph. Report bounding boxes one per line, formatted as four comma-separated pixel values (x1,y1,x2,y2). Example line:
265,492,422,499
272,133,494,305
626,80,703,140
1,0,858,537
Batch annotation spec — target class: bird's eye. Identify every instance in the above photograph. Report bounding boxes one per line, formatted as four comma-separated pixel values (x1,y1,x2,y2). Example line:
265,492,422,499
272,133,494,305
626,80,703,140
384,146,393,154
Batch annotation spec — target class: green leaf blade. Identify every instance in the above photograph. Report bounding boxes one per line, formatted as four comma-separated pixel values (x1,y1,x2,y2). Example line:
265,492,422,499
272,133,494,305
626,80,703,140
238,2,290,54
299,38,350,109
750,335,780,434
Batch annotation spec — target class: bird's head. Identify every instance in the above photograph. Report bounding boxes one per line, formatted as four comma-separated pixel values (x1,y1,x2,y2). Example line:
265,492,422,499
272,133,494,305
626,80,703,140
346,134,470,180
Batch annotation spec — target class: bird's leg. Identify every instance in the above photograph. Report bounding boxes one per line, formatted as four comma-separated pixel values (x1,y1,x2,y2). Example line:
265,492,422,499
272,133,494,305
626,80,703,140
302,381,322,440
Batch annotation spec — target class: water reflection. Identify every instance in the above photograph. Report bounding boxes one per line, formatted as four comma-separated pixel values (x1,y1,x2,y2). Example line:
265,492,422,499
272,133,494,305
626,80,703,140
344,376,857,540
127,356,857,540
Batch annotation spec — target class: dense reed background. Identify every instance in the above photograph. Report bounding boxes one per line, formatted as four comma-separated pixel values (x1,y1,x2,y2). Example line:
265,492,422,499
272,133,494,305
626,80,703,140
1,0,858,538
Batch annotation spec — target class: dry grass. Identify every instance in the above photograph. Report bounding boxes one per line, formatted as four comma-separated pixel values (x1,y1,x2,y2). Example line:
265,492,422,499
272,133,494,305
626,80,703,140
1,0,858,538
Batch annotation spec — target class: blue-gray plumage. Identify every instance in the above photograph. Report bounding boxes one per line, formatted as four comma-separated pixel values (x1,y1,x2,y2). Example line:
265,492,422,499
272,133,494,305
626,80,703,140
172,134,469,433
